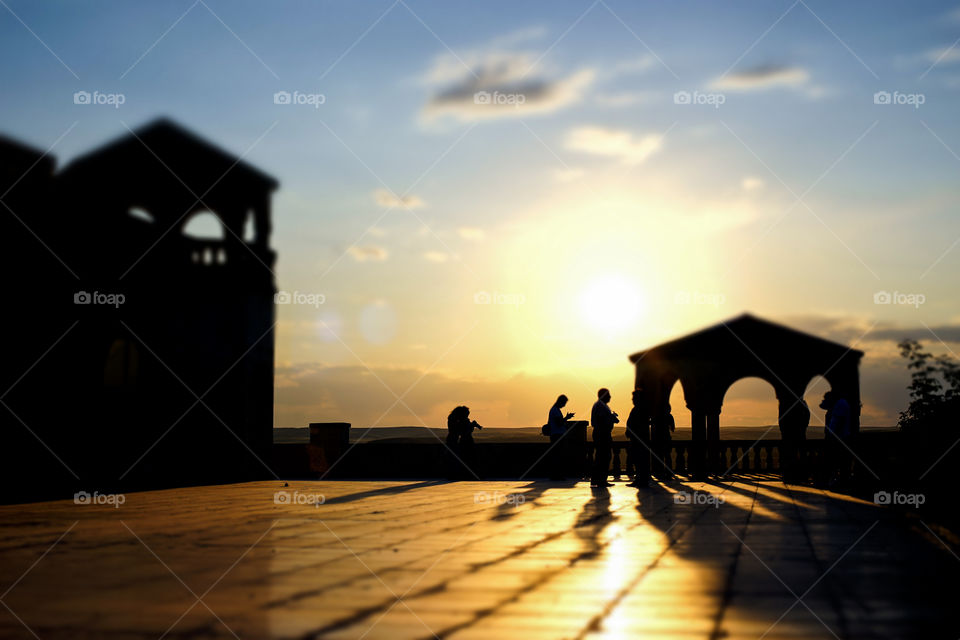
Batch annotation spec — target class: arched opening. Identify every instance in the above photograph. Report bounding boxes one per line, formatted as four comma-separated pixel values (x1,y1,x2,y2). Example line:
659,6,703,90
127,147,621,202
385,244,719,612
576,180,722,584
182,211,225,240
721,377,779,434
667,379,689,428
128,206,153,223
242,209,256,243
804,374,832,432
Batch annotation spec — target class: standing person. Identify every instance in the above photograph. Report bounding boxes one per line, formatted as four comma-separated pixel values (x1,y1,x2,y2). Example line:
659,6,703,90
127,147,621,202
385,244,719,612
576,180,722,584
821,391,851,487
652,403,675,479
445,405,483,479
590,388,618,488
547,394,575,480
626,388,651,487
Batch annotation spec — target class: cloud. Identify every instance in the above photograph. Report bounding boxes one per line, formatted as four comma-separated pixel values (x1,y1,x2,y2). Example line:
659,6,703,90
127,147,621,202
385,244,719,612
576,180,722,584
778,314,960,345
274,362,607,429
457,227,485,240
347,245,389,262
564,126,663,165
373,188,424,209
422,41,595,122
741,176,765,192
925,45,960,66
710,65,810,91
867,325,960,343
595,90,659,107
422,251,448,263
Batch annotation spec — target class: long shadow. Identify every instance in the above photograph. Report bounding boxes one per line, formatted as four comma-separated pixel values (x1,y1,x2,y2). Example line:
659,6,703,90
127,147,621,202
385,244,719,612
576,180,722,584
318,479,447,505
491,479,579,521
573,486,619,558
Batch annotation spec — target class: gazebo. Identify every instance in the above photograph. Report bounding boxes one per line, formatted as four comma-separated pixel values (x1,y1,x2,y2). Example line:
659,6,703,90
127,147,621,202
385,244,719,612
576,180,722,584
629,314,863,475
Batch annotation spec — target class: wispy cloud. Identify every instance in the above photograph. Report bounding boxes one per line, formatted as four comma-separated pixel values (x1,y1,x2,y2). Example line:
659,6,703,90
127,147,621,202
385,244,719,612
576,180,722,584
925,44,960,65
741,176,765,192
564,126,663,165
711,65,810,91
374,188,425,209
422,251,449,263
347,245,389,262
421,31,595,122
595,90,659,107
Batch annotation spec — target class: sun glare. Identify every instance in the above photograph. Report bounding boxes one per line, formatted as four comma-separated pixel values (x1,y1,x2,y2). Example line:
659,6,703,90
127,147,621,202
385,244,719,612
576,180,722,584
579,274,644,333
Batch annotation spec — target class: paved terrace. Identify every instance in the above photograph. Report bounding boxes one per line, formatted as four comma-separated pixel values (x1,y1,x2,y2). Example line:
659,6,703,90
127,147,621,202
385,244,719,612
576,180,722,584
0,479,956,639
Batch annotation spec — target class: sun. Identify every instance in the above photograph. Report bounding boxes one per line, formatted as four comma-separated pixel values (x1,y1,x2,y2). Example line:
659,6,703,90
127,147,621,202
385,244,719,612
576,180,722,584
579,274,645,333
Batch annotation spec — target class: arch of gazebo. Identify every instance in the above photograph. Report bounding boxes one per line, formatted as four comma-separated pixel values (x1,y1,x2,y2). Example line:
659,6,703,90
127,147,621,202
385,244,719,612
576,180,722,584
629,314,863,476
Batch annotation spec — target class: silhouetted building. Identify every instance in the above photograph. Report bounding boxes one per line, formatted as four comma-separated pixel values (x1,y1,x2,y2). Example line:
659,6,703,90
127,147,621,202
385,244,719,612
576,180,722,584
0,119,277,498
629,314,863,476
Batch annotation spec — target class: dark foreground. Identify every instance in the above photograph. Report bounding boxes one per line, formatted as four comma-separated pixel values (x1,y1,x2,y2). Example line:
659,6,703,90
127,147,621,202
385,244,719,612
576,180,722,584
0,479,955,639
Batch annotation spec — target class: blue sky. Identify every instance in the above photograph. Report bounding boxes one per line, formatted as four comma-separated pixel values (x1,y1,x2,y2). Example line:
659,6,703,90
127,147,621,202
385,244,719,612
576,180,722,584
3,0,960,428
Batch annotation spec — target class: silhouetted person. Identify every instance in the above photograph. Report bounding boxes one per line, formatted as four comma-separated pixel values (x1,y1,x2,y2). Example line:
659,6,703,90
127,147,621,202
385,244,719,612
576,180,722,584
625,388,651,487
780,399,810,483
590,388,618,487
547,394,575,480
651,403,675,479
446,405,482,479
821,391,851,487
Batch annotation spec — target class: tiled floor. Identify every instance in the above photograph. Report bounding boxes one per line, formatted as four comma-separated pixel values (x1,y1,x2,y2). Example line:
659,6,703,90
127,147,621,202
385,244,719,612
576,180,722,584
0,479,955,639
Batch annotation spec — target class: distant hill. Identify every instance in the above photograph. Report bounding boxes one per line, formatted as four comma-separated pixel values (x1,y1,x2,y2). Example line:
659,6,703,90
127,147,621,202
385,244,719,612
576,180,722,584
273,425,896,444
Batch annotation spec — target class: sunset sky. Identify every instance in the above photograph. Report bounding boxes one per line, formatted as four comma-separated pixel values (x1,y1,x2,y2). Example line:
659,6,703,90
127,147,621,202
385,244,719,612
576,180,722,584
3,1,960,429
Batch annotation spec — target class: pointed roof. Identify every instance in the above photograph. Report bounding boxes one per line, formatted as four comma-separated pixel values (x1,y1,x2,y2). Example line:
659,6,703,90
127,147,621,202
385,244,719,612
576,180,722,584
59,118,278,192
629,313,863,364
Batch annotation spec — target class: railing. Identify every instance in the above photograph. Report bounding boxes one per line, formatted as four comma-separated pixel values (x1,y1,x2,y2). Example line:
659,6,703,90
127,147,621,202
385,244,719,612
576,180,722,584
600,440,797,477
278,427,900,480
